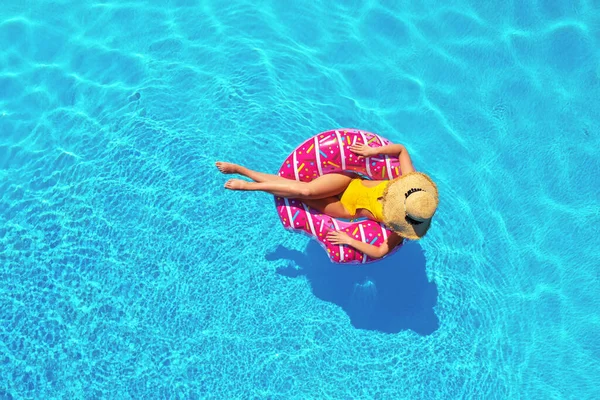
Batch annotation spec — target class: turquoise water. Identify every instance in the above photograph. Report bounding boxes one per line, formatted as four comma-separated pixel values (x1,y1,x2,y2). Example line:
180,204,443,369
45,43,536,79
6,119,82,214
1,0,599,398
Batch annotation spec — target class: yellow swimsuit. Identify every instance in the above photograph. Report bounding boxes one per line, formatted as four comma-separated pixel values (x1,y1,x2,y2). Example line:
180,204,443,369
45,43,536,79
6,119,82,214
338,179,388,221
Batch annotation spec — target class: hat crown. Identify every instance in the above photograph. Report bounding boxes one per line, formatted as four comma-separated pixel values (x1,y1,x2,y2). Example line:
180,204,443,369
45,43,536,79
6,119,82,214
381,171,438,239
406,191,437,221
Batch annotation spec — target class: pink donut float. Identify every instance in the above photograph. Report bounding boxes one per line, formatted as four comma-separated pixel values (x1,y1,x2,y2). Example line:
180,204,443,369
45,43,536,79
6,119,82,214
274,128,404,264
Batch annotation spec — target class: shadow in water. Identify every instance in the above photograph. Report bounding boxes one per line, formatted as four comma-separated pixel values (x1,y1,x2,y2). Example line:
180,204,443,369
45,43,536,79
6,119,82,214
266,240,439,335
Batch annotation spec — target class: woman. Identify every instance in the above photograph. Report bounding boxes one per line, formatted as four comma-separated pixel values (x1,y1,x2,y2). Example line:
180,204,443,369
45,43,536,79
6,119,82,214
216,141,438,259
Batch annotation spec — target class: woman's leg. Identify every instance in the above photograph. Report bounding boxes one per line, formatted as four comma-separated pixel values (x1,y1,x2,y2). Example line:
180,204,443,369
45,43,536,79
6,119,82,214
224,173,353,200
216,161,286,182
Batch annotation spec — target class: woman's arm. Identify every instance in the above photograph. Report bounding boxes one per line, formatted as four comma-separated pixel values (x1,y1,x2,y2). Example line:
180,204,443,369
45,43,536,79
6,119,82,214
374,144,415,174
349,142,415,174
369,143,404,156
326,231,403,259
347,238,385,259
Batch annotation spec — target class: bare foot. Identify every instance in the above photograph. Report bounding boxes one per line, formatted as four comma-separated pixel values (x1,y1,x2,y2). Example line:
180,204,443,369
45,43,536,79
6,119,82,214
224,179,249,190
215,161,240,174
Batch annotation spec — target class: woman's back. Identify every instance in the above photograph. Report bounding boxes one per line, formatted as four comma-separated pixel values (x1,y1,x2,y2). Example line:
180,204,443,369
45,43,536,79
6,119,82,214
338,179,388,221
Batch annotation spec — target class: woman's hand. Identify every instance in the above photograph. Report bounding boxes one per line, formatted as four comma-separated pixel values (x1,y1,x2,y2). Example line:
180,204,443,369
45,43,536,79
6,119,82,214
326,230,354,245
349,143,375,159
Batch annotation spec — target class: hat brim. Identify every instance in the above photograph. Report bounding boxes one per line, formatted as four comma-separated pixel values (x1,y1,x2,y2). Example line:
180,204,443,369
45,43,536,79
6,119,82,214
381,172,438,240
388,217,432,240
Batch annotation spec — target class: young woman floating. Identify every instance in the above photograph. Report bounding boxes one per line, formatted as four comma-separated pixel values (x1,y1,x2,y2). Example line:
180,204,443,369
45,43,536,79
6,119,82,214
216,131,438,261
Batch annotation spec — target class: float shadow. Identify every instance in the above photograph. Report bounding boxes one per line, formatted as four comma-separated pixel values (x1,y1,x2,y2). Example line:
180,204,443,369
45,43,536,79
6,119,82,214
266,240,439,335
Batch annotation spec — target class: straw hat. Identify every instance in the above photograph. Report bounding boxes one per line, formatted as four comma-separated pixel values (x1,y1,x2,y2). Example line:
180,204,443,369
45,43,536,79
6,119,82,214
381,172,439,240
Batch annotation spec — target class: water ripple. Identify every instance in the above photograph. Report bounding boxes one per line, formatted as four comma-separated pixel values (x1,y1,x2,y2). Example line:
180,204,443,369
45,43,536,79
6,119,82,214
1,0,599,398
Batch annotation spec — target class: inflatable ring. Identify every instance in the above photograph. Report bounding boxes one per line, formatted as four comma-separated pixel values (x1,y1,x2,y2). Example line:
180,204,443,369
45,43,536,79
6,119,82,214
275,129,403,264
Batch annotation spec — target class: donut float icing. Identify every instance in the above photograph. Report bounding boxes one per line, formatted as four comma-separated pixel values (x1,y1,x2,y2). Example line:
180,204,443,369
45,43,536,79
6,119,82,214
274,129,403,264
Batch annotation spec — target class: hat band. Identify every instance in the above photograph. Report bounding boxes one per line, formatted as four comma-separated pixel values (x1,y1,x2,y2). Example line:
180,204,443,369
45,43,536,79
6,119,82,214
404,188,425,225
405,188,424,198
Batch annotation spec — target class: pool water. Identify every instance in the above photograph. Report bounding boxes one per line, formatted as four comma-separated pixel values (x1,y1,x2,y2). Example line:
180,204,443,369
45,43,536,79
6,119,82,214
1,0,599,398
